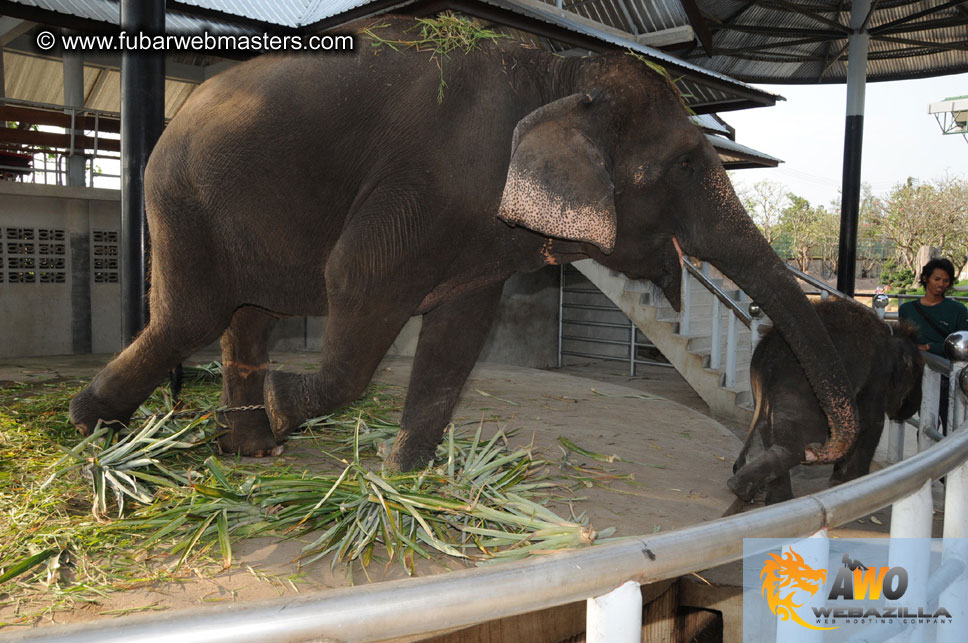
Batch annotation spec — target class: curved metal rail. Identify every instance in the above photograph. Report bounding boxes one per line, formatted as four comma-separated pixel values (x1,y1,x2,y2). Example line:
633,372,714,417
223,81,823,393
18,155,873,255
9,422,968,643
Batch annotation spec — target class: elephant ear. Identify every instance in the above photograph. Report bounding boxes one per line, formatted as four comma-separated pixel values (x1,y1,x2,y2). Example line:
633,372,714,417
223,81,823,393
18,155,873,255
499,93,617,254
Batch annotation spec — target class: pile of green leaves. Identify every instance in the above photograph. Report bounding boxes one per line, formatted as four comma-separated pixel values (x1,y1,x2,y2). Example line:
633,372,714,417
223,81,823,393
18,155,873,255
0,366,613,624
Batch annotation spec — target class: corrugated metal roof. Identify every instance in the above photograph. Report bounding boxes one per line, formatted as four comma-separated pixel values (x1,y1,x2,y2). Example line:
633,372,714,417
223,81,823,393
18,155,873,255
3,51,198,118
709,135,781,167
1,0,778,112
684,0,968,83
482,0,771,111
5,0,258,33
693,113,731,136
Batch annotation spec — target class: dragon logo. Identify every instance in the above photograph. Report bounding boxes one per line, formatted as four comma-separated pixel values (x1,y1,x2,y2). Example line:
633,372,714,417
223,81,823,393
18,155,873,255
760,548,837,631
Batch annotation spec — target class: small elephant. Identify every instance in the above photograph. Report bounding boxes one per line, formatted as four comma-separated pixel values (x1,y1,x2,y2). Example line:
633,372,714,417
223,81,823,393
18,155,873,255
70,16,863,472
729,299,923,505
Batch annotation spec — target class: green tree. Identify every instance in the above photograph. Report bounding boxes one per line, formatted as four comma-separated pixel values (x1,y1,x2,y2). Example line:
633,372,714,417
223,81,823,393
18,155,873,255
738,179,788,247
779,194,823,271
879,176,968,275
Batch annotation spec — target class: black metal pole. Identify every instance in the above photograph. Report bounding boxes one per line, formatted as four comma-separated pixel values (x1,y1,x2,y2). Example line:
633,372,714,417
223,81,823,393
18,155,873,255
120,0,165,345
836,0,870,297
837,117,863,295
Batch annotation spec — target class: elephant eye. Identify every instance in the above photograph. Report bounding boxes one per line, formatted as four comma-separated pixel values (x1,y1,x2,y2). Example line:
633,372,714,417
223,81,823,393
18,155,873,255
679,158,690,169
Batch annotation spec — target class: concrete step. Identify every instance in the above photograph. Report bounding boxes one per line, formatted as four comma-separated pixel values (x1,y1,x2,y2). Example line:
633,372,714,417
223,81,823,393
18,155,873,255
572,259,754,423
686,334,752,356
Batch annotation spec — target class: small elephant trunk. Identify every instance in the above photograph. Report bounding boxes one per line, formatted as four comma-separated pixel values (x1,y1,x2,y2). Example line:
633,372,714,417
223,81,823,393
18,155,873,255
688,185,861,465
728,445,801,501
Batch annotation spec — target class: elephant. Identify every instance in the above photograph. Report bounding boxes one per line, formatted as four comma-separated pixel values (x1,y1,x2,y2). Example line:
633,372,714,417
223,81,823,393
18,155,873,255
728,299,923,505
69,15,862,473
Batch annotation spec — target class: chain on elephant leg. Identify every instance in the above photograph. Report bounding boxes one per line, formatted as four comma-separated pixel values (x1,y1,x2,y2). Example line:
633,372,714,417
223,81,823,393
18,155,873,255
264,370,317,440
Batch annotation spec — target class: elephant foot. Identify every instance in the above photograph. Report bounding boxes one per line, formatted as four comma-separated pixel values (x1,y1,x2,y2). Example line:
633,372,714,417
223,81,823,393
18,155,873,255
764,483,794,505
384,433,437,473
264,370,313,440
829,466,862,486
726,473,761,502
727,445,800,502
69,386,134,436
217,410,282,457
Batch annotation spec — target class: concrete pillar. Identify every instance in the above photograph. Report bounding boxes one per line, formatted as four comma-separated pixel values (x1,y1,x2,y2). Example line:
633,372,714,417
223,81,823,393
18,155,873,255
63,46,87,187
1,46,5,98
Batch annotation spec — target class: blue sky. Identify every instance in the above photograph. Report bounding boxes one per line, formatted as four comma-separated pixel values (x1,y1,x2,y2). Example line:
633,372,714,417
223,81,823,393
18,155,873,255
725,72,968,209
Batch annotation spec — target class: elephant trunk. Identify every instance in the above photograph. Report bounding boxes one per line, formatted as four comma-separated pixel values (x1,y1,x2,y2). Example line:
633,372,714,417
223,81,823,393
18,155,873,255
688,185,860,465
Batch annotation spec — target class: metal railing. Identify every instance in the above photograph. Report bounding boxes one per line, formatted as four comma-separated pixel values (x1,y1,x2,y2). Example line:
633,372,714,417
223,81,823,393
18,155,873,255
10,268,968,641
681,260,753,388
1,97,122,189
557,264,672,374
10,373,968,642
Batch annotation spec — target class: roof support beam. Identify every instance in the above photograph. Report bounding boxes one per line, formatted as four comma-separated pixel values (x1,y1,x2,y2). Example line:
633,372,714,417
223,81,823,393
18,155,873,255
872,34,968,53
871,14,968,36
712,24,836,38
760,0,850,33
869,0,967,36
712,36,840,55
679,0,714,53
0,16,32,45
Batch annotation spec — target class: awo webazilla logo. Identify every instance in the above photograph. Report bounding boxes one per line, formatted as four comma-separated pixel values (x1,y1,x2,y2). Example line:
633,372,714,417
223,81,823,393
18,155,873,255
760,547,953,630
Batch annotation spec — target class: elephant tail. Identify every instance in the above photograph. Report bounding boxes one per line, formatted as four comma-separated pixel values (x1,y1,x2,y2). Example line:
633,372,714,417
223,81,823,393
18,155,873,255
734,363,769,474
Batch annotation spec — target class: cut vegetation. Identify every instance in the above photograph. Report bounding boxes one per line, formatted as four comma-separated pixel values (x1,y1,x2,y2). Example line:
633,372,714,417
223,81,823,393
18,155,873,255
0,364,617,626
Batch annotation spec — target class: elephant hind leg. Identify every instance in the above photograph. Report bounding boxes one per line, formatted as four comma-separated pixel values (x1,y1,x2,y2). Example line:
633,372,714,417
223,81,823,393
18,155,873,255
733,371,769,474
217,306,281,457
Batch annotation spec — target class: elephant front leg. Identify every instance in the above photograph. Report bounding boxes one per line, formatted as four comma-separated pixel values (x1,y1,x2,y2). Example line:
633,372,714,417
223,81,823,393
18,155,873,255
727,444,801,503
385,285,504,473
217,306,281,457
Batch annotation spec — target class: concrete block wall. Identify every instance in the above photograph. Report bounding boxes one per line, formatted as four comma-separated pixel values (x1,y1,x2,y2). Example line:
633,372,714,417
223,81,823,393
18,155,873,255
0,183,560,369
0,182,121,357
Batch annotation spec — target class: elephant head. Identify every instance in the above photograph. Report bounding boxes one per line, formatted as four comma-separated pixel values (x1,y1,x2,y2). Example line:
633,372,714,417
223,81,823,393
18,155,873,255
498,55,861,464
886,321,924,420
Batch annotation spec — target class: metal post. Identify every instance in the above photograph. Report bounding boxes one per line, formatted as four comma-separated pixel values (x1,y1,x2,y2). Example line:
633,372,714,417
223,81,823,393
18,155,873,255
887,419,905,464
121,0,166,345
725,311,737,388
680,265,690,335
776,530,828,643
949,361,968,431
557,265,564,368
710,296,722,369
629,319,636,377
920,369,941,443
586,580,641,643
889,481,932,643
944,461,968,538
724,292,742,388
836,0,871,297
872,292,888,321
63,43,86,187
